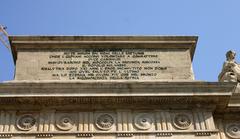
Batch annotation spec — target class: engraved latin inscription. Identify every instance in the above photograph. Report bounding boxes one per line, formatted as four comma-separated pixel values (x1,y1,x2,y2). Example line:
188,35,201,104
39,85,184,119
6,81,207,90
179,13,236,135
40,49,167,80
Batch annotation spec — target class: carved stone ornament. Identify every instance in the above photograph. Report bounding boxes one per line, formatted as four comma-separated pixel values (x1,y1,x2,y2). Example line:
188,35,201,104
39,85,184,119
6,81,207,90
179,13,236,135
225,123,240,139
16,114,36,131
95,113,114,130
219,50,240,82
134,113,153,130
56,115,74,131
173,113,192,130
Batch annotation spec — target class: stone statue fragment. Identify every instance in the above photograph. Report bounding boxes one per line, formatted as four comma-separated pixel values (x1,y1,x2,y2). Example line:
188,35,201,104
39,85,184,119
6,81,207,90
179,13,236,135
218,50,240,82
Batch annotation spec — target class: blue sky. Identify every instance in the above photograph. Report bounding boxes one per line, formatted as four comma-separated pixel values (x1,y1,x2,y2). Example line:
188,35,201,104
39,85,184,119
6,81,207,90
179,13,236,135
0,0,240,82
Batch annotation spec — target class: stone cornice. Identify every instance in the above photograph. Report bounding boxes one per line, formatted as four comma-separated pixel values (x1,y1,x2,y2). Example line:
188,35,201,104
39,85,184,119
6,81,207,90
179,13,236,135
0,81,236,95
0,81,236,111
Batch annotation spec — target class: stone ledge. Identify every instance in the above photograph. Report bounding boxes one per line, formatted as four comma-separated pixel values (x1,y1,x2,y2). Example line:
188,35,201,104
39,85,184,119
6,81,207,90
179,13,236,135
0,81,236,111
0,81,235,96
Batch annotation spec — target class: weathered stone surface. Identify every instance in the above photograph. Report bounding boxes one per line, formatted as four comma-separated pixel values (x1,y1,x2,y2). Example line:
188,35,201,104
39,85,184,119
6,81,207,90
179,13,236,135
0,81,236,111
0,80,237,138
9,36,197,81
15,48,193,81
228,83,240,110
0,109,218,138
219,50,240,82
0,36,239,139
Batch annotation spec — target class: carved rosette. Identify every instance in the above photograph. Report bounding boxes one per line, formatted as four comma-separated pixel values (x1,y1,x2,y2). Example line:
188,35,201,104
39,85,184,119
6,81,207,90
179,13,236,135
173,113,192,130
56,115,74,131
134,113,153,130
95,114,114,130
225,124,240,139
16,114,36,131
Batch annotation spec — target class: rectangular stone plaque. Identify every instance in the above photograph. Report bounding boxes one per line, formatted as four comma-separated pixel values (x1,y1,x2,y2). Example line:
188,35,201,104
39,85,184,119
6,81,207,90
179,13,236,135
10,36,197,81
15,48,193,80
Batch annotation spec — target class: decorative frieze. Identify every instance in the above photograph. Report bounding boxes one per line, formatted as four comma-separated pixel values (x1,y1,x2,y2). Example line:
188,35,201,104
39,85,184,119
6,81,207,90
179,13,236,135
0,109,218,138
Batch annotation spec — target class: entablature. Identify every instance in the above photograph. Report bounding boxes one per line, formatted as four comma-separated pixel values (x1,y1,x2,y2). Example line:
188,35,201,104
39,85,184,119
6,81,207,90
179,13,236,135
0,81,236,111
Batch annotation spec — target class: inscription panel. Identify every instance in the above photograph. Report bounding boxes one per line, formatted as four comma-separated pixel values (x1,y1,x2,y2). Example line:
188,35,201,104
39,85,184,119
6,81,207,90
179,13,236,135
16,48,193,80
